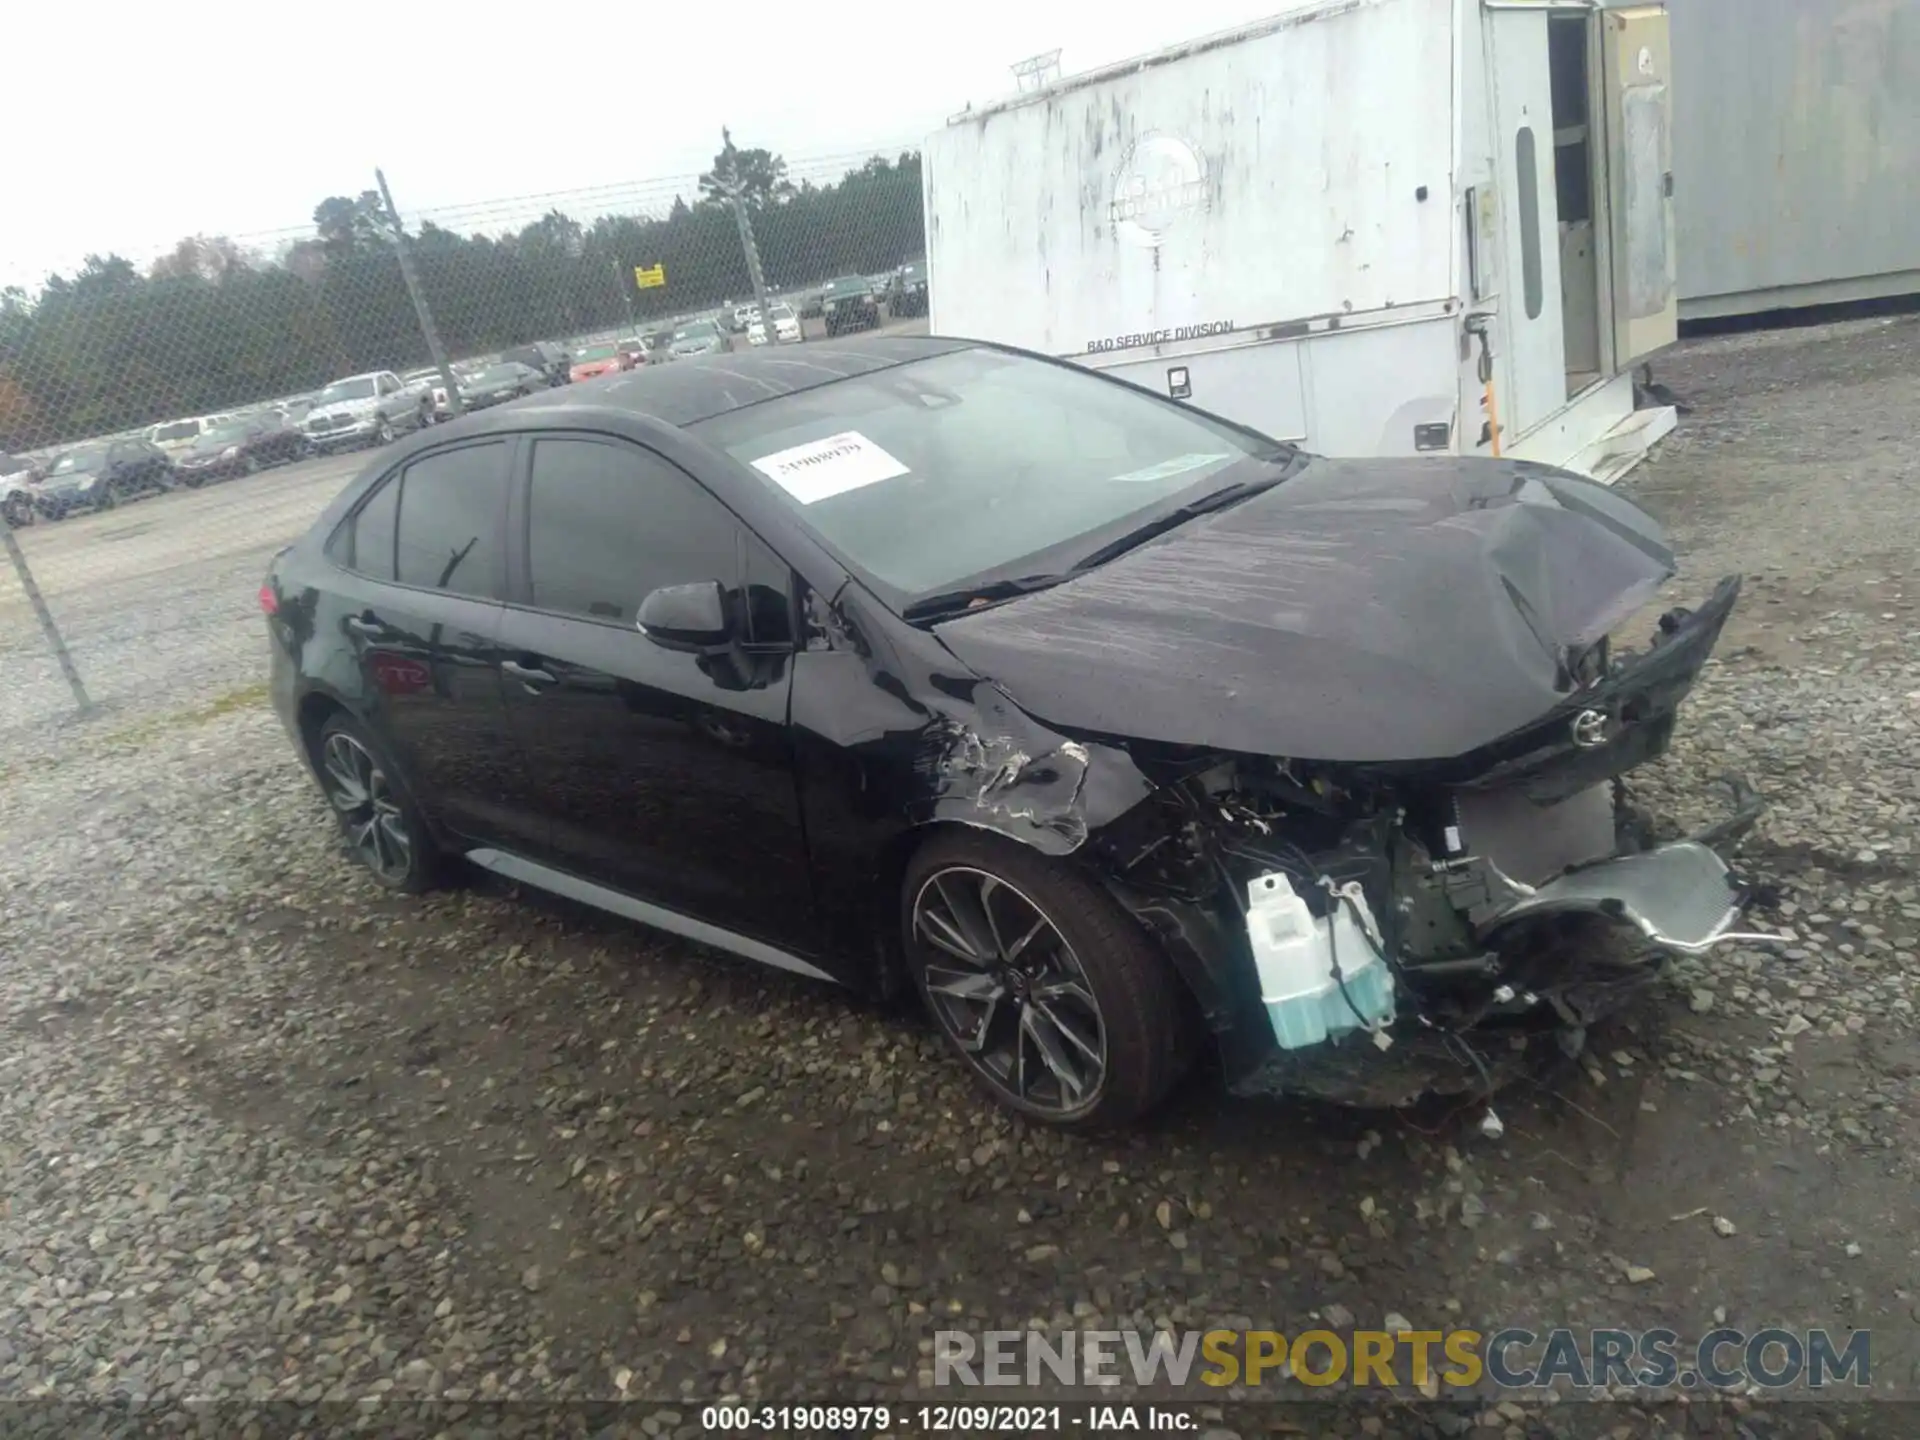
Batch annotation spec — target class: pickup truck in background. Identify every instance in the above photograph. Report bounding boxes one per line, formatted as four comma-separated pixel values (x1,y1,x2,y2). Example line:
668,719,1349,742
301,371,434,454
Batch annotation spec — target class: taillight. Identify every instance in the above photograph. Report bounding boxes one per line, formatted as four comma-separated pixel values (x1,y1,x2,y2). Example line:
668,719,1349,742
258,583,278,615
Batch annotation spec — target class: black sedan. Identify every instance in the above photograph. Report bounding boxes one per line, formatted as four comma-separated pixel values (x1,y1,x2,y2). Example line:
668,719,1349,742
499,343,571,388
36,438,174,518
458,362,545,411
262,337,1768,1130
174,414,309,485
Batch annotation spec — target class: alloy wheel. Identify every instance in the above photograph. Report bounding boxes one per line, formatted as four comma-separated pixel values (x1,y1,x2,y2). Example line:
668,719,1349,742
911,866,1108,1116
319,731,414,884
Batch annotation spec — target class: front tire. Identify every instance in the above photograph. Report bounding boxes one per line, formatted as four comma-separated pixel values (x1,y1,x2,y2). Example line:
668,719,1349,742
314,713,438,893
94,484,117,511
372,418,394,447
902,831,1189,1129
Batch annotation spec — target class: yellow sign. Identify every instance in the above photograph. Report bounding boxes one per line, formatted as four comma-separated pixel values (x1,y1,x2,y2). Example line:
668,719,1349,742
634,264,666,289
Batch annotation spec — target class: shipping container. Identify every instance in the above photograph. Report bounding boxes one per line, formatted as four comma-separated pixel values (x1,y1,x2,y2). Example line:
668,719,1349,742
924,0,1683,484
1670,0,1920,321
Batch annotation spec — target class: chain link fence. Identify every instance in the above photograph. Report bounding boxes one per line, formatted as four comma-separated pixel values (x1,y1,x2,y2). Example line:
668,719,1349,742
0,140,930,750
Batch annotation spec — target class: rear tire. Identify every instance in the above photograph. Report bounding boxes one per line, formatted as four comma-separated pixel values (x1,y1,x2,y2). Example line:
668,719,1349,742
313,712,440,894
2,495,31,529
901,830,1190,1130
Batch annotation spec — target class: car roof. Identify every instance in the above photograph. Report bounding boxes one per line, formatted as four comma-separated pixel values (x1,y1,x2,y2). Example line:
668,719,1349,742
508,336,973,427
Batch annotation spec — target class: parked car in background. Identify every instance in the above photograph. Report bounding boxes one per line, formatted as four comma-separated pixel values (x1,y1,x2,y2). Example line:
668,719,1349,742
35,438,174,518
148,415,231,461
569,342,632,382
668,318,733,358
730,303,761,334
747,302,801,346
887,260,929,318
303,372,433,455
403,368,459,423
1,451,43,528
174,413,309,485
821,275,882,336
501,342,571,387
458,361,545,410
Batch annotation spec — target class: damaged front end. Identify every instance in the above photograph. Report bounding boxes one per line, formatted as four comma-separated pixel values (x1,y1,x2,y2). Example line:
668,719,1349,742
1086,578,1778,1109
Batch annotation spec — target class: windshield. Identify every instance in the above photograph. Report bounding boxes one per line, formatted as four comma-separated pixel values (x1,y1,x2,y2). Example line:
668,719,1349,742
692,347,1273,599
767,304,795,320
675,322,719,341
471,366,521,384
206,422,256,443
900,263,925,282
824,277,870,297
152,420,200,443
52,449,106,475
576,344,619,362
316,378,377,404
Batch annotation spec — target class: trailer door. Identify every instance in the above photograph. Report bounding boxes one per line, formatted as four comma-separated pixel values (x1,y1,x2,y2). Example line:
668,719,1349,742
1486,4,1566,442
1602,4,1678,364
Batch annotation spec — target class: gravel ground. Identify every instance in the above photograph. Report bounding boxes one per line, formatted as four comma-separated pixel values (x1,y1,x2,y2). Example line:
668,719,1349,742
4,315,1919,1438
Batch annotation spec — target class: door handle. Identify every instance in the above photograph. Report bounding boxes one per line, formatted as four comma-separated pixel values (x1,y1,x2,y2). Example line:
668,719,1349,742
502,659,557,689
345,613,389,638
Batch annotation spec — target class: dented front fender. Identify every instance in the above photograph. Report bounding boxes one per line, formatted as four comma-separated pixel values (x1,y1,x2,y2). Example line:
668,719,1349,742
786,582,1162,973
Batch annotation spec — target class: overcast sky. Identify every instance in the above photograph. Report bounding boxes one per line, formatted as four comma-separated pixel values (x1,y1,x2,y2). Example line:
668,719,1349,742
3,0,1291,290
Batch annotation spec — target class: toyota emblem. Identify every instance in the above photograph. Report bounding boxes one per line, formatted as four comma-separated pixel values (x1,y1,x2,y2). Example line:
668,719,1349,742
1570,709,1611,749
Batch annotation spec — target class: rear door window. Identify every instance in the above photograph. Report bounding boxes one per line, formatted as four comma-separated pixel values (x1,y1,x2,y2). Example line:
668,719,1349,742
394,442,510,599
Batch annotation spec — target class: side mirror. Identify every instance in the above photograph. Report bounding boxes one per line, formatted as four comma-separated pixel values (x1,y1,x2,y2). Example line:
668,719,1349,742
637,579,733,653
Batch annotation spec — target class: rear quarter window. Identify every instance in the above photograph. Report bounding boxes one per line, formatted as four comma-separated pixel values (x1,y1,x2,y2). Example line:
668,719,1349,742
329,474,400,581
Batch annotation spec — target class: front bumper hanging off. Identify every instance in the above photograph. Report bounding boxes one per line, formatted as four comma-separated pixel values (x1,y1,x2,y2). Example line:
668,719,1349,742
1223,772,1780,1107
1478,838,1776,955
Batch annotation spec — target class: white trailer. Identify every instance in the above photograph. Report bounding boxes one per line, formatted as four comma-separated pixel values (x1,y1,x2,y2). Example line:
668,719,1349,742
923,0,1682,484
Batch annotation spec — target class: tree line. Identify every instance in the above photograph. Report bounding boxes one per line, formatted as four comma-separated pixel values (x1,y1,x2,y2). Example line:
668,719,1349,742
0,140,925,452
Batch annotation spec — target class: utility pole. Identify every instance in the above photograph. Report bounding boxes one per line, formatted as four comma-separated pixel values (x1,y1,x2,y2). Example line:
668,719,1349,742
720,128,785,346
2,523,91,717
612,259,638,337
375,168,466,417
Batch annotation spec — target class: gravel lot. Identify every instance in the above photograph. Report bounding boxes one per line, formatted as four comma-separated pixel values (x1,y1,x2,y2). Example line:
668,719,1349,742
3,315,1918,1437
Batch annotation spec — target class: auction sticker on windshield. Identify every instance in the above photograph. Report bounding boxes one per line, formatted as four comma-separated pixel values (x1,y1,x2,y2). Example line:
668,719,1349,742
751,431,909,505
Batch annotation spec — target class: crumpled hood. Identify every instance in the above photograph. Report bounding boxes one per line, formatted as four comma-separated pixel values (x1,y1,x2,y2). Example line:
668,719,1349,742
932,456,1685,764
